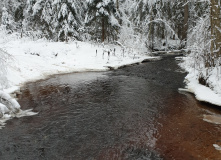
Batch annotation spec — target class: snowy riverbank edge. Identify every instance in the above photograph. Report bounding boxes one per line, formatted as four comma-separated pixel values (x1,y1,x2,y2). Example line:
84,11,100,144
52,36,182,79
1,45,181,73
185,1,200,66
178,57,221,107
5,55,160,95
0,32,160,95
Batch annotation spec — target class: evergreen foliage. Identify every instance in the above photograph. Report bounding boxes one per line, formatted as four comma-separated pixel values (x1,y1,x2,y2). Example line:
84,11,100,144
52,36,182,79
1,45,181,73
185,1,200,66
85,0,120,42
24,0,85,41
0,0,219,56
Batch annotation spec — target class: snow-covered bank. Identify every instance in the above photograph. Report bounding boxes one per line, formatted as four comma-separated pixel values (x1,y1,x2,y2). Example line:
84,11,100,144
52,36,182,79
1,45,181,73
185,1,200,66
179,57,221,107
0,31,158,128
0,90,37,129
1,37,156,93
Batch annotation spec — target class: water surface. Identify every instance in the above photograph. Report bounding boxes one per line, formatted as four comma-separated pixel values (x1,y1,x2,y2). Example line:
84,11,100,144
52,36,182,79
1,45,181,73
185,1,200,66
0,56,220,159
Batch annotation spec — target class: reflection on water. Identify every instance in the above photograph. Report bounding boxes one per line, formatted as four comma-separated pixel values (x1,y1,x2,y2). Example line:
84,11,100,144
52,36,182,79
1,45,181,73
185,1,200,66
0,56,220,160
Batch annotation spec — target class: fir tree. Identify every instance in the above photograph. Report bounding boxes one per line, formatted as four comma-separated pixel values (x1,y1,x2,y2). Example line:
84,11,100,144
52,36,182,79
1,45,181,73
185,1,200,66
24,0,53,39
52,0,85,41
24,0,85,41
85,0,120,42
1,7,12,31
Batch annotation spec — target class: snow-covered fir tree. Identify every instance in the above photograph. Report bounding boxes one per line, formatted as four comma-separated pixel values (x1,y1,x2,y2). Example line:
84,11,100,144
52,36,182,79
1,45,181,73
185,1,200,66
85,0,120,42
1,7,14,32
25,0,54,39
1,0,25,33
52,0,85,41
24,0,85,41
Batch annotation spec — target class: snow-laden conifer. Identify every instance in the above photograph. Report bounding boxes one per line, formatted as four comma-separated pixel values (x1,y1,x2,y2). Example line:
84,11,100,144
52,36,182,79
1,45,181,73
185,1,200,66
85,0,120,42
52,0,84,41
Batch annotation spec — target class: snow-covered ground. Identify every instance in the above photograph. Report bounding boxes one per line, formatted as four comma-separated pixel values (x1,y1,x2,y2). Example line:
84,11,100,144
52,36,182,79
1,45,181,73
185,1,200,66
1,35,157,92
0,30,158,128
178,56,221,107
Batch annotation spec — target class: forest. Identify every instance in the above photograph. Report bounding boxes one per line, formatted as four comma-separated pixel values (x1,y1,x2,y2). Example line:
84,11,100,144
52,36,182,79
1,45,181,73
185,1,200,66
0,0,211,48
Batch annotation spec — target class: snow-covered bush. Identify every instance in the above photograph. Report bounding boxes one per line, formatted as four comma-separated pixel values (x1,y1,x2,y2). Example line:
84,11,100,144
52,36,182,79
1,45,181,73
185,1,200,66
186,15,211,73
118,22,147,54
0,48,10,90
182,14,221,94
1,7,15,33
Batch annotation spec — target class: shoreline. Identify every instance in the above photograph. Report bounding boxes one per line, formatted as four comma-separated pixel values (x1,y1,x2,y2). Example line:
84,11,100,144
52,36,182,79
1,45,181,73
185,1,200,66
5,56,160,98
178,57,221,107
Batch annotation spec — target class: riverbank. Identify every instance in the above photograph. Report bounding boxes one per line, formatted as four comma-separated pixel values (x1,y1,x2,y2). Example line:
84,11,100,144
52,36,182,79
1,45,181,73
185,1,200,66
0,31,158,94
178,57,221,107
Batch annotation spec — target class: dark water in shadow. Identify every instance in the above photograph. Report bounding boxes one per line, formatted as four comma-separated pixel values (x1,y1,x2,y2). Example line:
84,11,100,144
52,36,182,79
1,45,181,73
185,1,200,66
0,56,220,160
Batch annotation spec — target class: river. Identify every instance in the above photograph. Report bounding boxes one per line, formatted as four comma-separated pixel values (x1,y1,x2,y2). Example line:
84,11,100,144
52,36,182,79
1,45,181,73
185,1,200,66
0,55,220,159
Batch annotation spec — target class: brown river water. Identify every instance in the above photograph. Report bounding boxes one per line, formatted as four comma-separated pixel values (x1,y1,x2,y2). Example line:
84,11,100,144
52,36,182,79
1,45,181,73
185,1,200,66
0,56,220,160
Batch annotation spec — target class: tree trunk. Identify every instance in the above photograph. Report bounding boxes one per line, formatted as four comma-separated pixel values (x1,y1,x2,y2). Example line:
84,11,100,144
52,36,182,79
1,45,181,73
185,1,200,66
102,17,105,42
20,21,23,38
149,9,154,51
210,0,221,66
116,0,119,10
182,0,189,47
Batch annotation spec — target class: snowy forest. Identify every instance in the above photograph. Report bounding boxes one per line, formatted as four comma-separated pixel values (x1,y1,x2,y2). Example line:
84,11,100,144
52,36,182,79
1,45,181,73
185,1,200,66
0,1,221,123
0,0,211,47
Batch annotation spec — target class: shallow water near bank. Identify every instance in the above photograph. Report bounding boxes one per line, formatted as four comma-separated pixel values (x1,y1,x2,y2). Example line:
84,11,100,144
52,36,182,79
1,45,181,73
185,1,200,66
0,56,220,159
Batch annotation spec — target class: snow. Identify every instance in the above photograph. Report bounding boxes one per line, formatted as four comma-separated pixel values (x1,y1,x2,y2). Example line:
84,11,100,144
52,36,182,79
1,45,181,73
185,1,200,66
1,39,155,88
110,14,119,26
0,29,156,128
213,144,221,151
0,90,37,129
0,103,10,115
1,31,157,89
179,57,221,107
184,78,221,106
0,90,20,114
203,115,221,125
